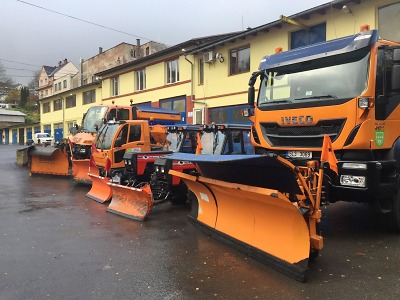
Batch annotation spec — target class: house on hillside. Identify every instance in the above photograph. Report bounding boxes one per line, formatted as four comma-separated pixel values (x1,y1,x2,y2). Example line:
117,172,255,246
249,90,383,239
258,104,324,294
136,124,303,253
37,59,78,99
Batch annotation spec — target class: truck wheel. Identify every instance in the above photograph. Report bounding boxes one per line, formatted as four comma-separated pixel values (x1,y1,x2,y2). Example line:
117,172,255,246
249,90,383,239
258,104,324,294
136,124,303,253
388,182,400,232
170,181,188,205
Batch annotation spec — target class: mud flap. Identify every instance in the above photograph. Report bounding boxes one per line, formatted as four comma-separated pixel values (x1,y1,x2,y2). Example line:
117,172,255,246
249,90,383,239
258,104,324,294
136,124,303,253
86,174,112,203
29,147,69,176
107,184,153,221
72,159,97,183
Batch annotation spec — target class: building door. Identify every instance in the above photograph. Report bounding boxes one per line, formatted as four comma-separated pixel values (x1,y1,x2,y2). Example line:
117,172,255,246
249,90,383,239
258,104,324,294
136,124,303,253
43,125,51,135
27,128,32,141
54,123,64,142
160,96,186,124
12,129,17,144
5,129,10,144
18,128,25,145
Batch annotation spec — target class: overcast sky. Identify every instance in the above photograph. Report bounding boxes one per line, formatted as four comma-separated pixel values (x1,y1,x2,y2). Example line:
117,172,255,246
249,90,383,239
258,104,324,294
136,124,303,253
1,0,329,85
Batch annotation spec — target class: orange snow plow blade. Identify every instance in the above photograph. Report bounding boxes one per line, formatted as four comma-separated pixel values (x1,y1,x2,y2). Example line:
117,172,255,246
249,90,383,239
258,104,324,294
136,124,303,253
86,173,112,203
167,153,324,282
71,159,97,183
29,146,69,176
107,184,153,220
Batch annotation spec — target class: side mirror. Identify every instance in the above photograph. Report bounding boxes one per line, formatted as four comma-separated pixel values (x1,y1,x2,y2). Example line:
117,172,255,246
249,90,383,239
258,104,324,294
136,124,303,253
248,86,255,107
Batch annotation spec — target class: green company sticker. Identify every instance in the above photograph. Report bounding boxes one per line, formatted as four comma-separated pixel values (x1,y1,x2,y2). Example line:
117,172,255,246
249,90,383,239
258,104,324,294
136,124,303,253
375,130,385,147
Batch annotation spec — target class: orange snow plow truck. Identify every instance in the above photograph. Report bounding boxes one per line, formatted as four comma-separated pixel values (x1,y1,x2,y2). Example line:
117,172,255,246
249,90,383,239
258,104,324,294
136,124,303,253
86,107,181,203
167,26,400,281
27,103,179,180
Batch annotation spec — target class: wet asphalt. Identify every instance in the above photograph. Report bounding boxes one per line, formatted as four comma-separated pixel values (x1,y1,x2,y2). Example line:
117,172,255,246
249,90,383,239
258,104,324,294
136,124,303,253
1,144,400,300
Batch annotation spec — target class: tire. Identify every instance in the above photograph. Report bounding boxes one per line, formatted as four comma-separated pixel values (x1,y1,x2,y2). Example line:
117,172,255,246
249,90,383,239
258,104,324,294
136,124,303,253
169,181,188,205
388,179,400,232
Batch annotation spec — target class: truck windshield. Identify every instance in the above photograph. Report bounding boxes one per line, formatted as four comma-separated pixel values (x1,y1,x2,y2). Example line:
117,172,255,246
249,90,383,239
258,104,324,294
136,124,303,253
94,123,119,150
82,106,109,132
164,132,182,152
201,131,226,154
258,52,370,105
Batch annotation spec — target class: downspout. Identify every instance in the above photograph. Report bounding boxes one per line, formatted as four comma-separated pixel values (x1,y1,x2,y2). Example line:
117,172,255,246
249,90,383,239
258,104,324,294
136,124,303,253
182,49,194,103
183,50,207,124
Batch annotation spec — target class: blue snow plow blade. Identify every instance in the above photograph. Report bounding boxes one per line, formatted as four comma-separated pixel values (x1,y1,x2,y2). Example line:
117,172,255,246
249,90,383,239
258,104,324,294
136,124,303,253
164,153,302,195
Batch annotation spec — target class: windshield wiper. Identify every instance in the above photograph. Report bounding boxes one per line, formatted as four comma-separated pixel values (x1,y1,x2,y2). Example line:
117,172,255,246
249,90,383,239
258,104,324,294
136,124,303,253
295,95,337,100
263,99,292,104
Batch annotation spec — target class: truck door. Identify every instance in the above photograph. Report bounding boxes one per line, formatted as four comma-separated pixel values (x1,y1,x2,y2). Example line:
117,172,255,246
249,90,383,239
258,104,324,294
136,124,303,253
113,124,147,168
375,47,400,121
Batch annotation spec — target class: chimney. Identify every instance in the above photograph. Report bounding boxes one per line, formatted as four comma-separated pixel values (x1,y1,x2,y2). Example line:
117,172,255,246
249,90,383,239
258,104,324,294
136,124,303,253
99,47,103,54
136,39,141,58
64,58,68,65
58,61,62,67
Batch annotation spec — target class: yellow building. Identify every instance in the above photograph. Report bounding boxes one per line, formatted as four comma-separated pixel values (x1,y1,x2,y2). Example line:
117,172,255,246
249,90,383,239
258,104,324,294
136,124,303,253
95,0,400,125
6,0,400,144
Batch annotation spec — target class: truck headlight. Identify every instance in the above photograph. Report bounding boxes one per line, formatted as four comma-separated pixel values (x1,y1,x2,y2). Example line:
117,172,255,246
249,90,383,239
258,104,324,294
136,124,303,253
340,175,366,187
358,97,369,109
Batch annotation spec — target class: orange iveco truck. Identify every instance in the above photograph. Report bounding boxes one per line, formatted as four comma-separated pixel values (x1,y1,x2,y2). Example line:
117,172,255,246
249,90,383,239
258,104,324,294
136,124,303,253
166,25,400,281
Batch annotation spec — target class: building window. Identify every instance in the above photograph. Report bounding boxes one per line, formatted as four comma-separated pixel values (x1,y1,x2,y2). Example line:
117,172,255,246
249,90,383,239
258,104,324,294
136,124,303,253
54,84,58,91
43,102,51,113
136,69,146,91
210,105,250,124
53,99,62,111
111,77,119,96
66,95,76,108
67,121,77,134
378,3,400,42
63,80,67,89
83,90,96,104
45,90,48,96
290,23,326,49
43,124,51,133
229,46,250,75
198,58,204,85
58,82,61,90
160,97,185,123
146,47,150,56
166,59,179,84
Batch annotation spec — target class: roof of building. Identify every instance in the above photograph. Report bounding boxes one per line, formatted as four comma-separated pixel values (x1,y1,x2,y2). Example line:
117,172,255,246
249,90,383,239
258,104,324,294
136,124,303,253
43,66,57,76
0,109,26,116
187,0,359,54
95,32,241,77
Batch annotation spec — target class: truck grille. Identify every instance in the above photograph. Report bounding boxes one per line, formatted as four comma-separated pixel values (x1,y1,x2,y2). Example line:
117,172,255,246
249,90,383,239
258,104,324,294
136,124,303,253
260,118,346,148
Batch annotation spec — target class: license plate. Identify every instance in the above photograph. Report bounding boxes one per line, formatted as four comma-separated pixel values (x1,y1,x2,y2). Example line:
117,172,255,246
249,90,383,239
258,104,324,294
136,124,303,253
287,151,312,159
